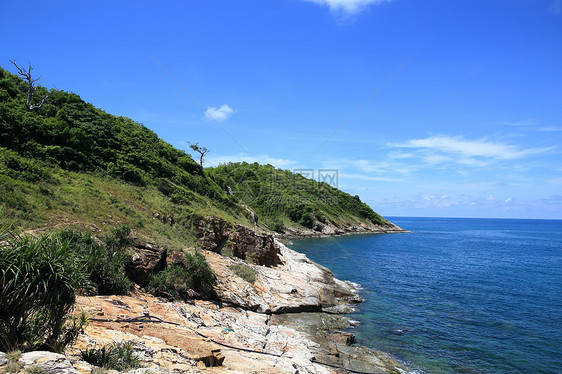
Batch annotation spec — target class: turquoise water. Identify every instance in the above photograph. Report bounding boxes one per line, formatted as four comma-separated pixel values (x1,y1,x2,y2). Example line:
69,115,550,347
289,217,562,374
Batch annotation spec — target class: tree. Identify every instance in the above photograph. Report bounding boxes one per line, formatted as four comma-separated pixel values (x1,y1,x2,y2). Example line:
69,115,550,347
10,60,49,110
189,142,210,168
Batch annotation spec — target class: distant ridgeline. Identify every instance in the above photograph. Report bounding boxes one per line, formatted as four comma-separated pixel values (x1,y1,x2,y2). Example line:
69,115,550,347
0,66,390,235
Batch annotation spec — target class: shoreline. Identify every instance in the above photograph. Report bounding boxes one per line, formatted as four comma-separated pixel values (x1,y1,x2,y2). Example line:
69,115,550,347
1,224,413,374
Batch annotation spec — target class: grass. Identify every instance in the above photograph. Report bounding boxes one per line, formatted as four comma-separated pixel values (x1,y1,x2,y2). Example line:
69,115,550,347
230,264,256,283
80,341,142,371
0,164,254,251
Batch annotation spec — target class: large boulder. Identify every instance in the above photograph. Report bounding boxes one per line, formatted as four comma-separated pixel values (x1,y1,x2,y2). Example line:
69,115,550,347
192,216,280,266
125,242,167,286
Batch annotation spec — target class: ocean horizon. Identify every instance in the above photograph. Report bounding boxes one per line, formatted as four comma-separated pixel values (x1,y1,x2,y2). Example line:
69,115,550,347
290,217,562,374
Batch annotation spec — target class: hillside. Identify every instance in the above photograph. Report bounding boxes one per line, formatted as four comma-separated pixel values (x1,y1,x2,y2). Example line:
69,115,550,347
0,66,397,239
0,65,408,373
210,162,396,235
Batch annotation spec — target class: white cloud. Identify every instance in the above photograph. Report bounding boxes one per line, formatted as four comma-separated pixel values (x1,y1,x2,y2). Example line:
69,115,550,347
204,104,235,122
302,0,390,15
391,135,555,161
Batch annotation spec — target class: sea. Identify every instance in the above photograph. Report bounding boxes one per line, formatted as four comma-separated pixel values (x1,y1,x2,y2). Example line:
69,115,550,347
289,217,562,374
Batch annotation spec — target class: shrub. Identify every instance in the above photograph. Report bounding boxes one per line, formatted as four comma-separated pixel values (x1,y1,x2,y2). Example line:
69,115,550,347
230,264,256,283
81,341,141,371
0,232,88,352
268,220,285,233
55,229,132,295
103,225,134,250
148,251,215,300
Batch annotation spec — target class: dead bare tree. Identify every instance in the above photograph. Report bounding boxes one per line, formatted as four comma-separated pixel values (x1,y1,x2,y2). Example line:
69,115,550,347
9,60,49,110
189,142,210,168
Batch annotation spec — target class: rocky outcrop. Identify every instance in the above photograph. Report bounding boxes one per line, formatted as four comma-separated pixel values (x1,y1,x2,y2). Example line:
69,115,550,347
0,351,80,374
283,220,406,238
125,241,167,286
205,240,361,314
192,216,281,266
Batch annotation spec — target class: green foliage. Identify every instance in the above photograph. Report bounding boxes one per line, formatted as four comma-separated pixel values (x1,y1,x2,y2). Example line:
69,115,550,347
268,219,285,233
0,232,87,352
103,224,134,250
0,65,390,238
0,66,230,205
81,341,142,371
230,264,256,283
148,251,215,300
54,228,132,295
209,162,390,230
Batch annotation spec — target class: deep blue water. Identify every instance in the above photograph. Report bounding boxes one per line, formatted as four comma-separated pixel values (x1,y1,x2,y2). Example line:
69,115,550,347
289,217,562,374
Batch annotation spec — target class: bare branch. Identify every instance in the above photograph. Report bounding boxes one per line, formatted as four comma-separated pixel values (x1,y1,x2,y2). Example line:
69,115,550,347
9,59,49,110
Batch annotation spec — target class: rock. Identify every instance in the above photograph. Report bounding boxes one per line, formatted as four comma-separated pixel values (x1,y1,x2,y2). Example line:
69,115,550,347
327,332,355,346
19,351,80,374
166,249,185,266
229,224,280,266
192,216,281,266
125,242,167,286
205,241,360,313
0,352,6,366
196,349,224,367
192,216,231,252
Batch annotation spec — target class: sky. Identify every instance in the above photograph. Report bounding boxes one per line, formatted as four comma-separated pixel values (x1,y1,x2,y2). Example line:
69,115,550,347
1,0,561,219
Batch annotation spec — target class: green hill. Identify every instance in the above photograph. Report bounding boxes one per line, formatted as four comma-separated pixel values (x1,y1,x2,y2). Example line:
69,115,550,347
0,66,393,242
210,162,392,233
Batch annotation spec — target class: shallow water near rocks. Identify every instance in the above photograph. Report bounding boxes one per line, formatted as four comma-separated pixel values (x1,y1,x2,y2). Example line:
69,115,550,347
290,217,562,374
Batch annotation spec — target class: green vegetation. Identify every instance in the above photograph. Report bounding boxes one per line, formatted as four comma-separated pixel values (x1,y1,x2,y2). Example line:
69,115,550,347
148,251,215,300
0,63,394,355
0,66,250,235
0,232,88,352
210,162,391,230
80,341,142,371
0,65,389,236
230,263,256,283
56,227,133,295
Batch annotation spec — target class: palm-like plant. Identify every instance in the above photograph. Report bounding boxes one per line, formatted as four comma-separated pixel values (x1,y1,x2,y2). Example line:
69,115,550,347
0,232,88,351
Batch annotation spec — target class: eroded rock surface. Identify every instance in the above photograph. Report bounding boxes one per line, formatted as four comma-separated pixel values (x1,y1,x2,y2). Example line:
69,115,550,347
192,216,281,266
206,240,360,314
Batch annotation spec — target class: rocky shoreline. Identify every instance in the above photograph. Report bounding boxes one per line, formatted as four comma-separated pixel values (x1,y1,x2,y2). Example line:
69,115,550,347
1,222,410,374
279,221,407,239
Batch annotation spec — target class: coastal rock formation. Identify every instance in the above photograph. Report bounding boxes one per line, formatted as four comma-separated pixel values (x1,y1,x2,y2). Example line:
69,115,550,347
125,241,167,286
283,220,405,238
206,240,360,314
192,216,281,266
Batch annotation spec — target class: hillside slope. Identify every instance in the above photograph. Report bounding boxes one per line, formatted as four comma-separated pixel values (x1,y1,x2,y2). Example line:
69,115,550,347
0,66,398,239
210,162,400,235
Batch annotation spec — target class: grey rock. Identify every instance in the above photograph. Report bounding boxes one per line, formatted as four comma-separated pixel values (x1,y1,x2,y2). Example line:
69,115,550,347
20,351,80,374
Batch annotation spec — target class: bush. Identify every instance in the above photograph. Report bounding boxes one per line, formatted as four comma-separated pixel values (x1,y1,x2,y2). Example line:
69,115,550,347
55,229,132,295
268,220,285,233
148,251,215,300
0,232,88,352
230,264,256,283
81,341,142,371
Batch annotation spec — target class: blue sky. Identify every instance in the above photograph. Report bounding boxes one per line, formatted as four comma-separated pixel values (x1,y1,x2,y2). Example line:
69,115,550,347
2,0,561,219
